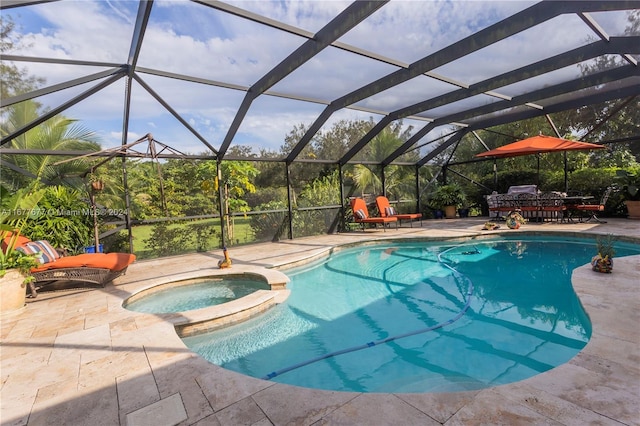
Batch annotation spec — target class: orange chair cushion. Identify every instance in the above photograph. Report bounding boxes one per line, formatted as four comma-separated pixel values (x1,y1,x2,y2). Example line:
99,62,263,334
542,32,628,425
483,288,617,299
576,205,604,211
351,198,397,223
376,196,392,217
376,196,421,220
1,232,31,251
31,253,136,273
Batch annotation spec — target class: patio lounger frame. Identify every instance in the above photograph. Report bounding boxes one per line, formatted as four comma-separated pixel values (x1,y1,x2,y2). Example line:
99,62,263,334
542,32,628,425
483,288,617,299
376,196,422,227
350,197,397,232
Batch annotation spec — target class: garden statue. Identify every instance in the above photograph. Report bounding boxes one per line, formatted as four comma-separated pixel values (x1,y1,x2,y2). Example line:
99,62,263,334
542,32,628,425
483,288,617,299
218,246,232,269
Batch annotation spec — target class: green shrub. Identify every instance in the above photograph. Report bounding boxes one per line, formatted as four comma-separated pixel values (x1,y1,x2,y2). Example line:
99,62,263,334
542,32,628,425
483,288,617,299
188,221,217,252
568,168,617,195
143,222,193,257
102,231,130,253
21,186,93,253
250,201,289,241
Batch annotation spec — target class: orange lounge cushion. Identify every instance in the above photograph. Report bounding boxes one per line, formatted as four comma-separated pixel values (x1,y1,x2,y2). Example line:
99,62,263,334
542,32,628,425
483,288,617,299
393,213,422,219
376,196,421,220
1,233,31,251
356,216,397,223
31,253,136,273
384,207,421,220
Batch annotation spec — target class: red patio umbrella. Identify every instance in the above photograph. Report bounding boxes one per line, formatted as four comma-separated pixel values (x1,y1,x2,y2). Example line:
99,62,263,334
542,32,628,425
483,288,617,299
475,135,605,158
475,135,606,190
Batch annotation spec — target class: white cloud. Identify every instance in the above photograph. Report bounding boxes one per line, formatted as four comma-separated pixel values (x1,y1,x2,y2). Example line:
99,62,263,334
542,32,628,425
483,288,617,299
5,0,632,155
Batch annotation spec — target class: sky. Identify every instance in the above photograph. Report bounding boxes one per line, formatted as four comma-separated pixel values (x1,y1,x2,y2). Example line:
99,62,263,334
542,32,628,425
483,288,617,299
3,0,634,156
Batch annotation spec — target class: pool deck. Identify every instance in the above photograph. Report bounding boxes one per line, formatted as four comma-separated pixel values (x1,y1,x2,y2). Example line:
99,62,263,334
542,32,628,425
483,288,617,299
2,218,639,425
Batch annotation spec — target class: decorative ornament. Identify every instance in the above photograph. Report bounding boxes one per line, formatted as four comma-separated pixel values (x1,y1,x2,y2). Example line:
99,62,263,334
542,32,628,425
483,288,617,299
218,246,232,269
483,221,499,230
592,234,615,273
505,211,526,229
591,254,613,273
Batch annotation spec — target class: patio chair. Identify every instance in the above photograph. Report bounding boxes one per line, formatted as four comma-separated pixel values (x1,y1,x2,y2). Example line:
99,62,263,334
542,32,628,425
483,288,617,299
3,234,136,297
572,187,613,223
494,194,518,219
539,192,565,222
375,196,422,227
516,193,539,221
350,197,397,232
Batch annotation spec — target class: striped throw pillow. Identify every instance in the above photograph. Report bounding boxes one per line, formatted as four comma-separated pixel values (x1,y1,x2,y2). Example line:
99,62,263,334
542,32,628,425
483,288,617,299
354,209,367,219
16,240,60,264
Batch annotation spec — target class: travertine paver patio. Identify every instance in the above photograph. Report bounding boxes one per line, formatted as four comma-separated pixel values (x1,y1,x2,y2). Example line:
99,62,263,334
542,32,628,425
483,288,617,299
1,218,639,425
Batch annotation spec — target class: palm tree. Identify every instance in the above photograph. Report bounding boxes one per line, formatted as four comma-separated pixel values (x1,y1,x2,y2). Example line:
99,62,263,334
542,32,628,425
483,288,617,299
353,124,417,199
0,100,101,189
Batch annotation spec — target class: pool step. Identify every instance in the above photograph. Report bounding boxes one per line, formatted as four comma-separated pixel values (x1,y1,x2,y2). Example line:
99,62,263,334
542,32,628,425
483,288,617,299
172,289,289,337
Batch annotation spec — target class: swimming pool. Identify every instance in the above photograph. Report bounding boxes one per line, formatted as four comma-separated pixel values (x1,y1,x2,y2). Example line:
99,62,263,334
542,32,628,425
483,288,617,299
182,235,640,393
124,276,270,314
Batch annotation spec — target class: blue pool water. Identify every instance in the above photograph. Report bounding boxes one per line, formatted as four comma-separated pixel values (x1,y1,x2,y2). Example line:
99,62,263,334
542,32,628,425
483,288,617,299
183,236,640,393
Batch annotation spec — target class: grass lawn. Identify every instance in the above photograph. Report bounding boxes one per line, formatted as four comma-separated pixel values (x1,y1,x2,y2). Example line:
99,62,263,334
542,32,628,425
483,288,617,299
131,217,256,259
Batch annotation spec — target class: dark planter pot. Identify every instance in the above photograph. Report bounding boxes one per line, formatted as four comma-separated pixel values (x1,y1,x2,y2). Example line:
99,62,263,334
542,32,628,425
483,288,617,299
433,210,444,219
458,208,469,218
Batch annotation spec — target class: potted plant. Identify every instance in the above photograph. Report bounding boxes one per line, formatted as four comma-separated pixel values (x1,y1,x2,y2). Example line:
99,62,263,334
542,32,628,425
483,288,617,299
591,233,615,273
431,184,466,219
616,169,640,219
1,186,44,312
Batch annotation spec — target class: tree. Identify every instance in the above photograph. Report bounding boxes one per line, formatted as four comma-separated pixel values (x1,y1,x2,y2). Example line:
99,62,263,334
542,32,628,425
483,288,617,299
218,161,259,243
0,100,102,189
0,15,45,100
279,119,374,189
352,121,417,199
560,10,640,160
197,155,259,245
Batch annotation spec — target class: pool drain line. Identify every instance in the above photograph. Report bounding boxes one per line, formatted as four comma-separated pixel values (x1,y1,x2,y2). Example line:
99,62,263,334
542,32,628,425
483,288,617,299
262,248,474,381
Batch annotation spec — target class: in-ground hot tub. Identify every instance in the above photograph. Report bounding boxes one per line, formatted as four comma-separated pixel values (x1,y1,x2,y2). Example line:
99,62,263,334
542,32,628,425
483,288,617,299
123,270,290,337
123,275,271,314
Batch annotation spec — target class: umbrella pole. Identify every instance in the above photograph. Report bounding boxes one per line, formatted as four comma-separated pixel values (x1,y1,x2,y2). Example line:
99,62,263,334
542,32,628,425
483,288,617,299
564,152,568,193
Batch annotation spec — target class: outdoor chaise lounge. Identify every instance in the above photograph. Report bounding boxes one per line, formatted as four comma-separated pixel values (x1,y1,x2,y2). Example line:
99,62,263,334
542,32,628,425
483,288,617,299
350,197,397,231
2,234,136,297
376,196,422,227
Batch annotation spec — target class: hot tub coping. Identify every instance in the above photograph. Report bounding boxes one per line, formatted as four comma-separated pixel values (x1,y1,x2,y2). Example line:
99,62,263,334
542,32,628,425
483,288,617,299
121,266,290,336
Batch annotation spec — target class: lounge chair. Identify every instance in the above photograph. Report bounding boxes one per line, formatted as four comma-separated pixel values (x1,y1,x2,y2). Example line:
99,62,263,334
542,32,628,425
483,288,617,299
2,234,136,297
375,196,422,227
350,197,397,231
